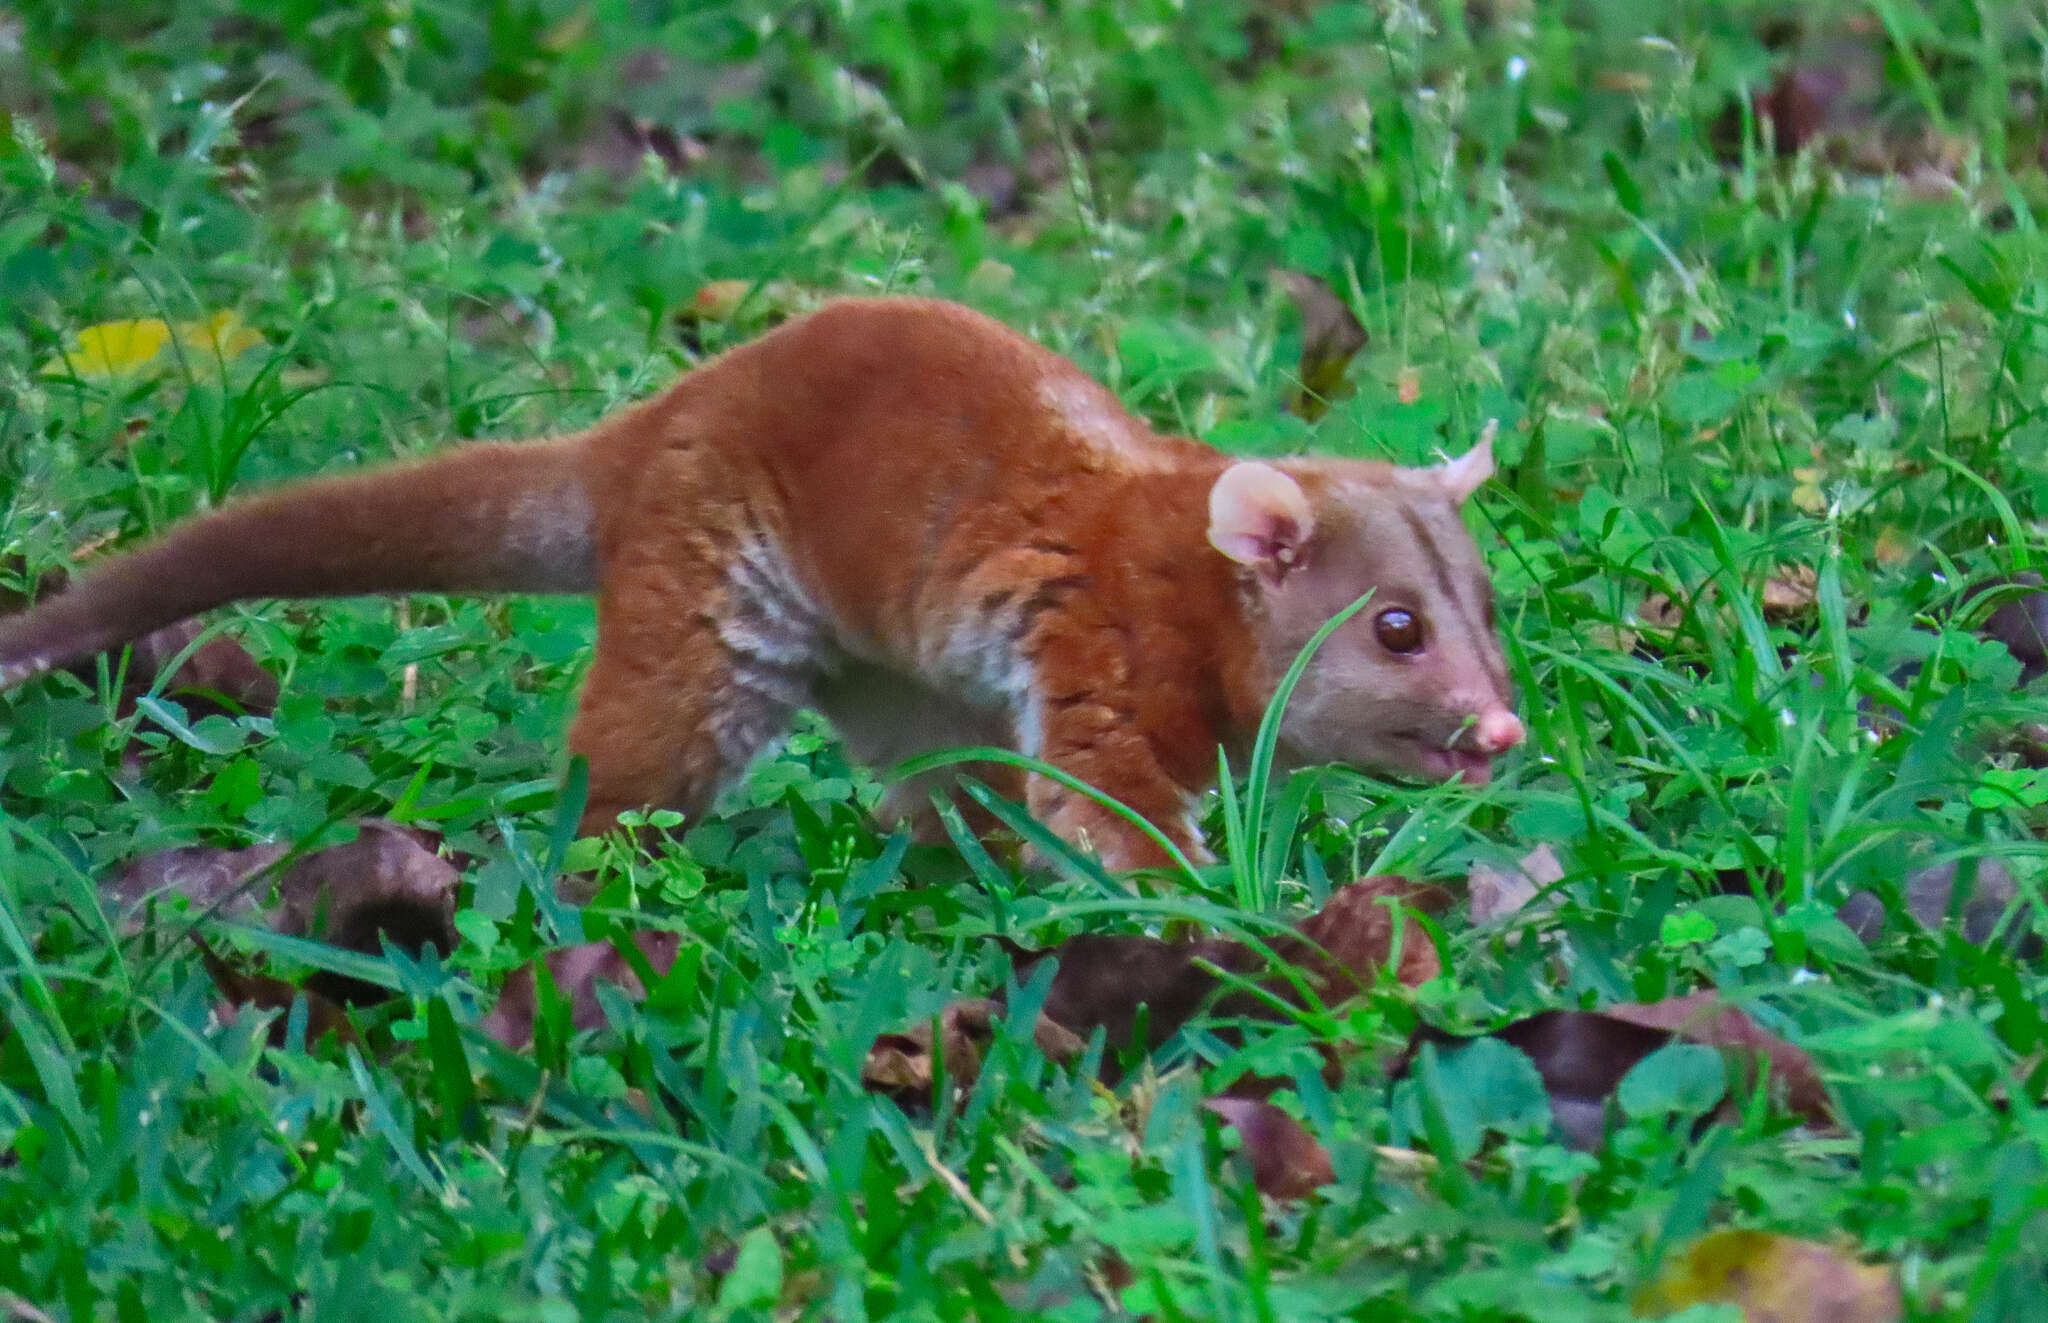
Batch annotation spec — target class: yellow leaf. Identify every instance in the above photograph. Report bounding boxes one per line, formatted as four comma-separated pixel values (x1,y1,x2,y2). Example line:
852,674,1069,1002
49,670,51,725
173,310,264,362
1790,465,1827,514
43,318,172,378
1634,1230,1901,1322
43,310,263,380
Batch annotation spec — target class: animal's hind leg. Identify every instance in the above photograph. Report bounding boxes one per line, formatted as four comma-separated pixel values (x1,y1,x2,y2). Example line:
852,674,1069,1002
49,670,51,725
569,553,815,835
813,661,1026,847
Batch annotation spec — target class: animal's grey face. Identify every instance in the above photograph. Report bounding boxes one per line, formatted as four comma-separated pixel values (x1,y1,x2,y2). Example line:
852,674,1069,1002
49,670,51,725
1207,439,1524,784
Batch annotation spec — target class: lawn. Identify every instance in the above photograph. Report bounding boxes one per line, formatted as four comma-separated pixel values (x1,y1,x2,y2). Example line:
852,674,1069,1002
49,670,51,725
1,1,2045,1318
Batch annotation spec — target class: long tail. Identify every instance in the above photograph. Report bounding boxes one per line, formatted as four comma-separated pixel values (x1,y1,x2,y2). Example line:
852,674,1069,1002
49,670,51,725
0,437,596,687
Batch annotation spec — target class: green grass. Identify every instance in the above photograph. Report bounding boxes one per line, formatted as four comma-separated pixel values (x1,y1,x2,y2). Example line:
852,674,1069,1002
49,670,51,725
2,0,2046,1318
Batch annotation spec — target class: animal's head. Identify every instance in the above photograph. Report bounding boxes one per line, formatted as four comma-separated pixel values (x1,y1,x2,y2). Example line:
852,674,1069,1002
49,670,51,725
1207,428,1524,784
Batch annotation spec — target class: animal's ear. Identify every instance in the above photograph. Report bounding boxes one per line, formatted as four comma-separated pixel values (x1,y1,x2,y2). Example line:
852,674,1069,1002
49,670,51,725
1435,419,1498,503
1208,462,1314,578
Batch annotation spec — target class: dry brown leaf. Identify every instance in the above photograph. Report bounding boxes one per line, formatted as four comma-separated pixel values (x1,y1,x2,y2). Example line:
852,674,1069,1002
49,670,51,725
1585,621,1642,656
1837,857,2022,949
682,279,804,331
1633,1229,1902,1322
1468,844,1564,924
480,930,684,1050
1024,875,1448,1061
860,999,1087,1106
107,840,292,924
1027,933,1256,1060
866,877,1448,1103
1638,591,1687,631
1762,564,1819,623
1639,565,1817,635
1203,1097,1334,1200
1403,992,1832,1150
194,936,357,1050
1975,574,2048,686
1281,874,1450,997
1604,992,1831,1124
270,823,460,981
1414,1010,1677,1150
1872,525,1914,566
111,820,462,1006
1277,270,1367,421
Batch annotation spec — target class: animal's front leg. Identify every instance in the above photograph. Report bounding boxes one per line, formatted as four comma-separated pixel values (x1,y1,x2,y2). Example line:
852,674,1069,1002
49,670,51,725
1023,684,1213,873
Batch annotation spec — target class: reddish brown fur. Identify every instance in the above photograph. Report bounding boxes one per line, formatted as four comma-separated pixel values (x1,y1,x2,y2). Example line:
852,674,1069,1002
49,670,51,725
0,298,1523,869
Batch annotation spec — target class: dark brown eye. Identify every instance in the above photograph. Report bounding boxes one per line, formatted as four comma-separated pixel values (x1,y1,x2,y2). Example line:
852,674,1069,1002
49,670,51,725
1374,608,1425,655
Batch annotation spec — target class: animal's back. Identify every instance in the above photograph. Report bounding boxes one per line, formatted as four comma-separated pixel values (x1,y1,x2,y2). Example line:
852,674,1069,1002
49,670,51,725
587,298,1209,661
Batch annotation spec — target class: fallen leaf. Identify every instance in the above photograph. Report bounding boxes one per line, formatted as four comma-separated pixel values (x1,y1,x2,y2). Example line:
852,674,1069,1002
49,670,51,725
677,279,806,348
864,877,1448,1106
109,820,461,1006
1403,1010,1676,1150
1762,564,1819,623
1836,858,2022,949
40,311,264,379
42,318,172,378
480,930,684,1050
194,936,357,1050
687,279,807,324
1400,992,1831,1150
111,617,280,718
1638,565,1818,635
1585,621,1642,656
107,840,291,925
1604,992,1831,1124
176,310,265,363
584,107,707,177
1022,875,1448,1061
961,159,1024,216
1283,874,1450,998
1634,1229,1902,1322
1973,574,2048,686
1022,932,1254,1060
1468,843,1564,924
1277,270,1367,421
1872,526,1914,566
269,823,461,1002
1203,1097,1334,1200
1638,591,1688,632
861,999,1087,1107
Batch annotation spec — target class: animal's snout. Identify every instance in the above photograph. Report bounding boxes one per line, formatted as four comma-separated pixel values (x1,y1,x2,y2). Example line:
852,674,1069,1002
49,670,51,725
1467,706,1525,755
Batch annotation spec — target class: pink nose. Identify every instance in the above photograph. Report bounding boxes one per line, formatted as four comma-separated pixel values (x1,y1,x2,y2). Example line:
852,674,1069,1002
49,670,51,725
1469,707,1525,755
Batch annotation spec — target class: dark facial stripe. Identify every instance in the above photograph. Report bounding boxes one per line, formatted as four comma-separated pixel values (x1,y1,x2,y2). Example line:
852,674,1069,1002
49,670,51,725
1397,503,1510,696
1397,505,1461,604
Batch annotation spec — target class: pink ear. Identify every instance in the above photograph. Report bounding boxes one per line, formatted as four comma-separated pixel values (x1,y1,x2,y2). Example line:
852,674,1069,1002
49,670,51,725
1435,419,1497,503
1208,462,1314,577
